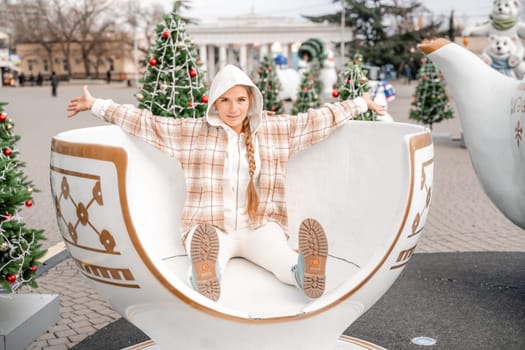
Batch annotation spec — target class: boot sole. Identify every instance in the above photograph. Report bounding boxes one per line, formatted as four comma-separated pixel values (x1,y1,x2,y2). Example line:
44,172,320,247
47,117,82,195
299,218,328,298
190,224,220,301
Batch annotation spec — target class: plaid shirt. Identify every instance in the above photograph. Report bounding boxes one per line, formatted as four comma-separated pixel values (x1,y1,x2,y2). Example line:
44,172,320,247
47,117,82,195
96,99,363,240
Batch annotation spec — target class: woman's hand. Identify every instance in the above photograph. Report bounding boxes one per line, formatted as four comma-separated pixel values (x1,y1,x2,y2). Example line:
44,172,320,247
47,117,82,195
361,92,386,116
67,85,96,118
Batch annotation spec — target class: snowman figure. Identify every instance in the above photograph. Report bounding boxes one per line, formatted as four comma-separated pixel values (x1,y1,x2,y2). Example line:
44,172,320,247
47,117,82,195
319,50,338,99
274,54,300,102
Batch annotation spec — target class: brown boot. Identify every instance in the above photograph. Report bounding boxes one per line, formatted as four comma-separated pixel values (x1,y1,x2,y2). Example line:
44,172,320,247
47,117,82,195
297,218,328,298
190,224,221,301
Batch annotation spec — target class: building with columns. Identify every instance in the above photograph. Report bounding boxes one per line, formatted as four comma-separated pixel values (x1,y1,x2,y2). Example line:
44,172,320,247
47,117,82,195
12,14,346,82
11,13,504,84
186,14,347,79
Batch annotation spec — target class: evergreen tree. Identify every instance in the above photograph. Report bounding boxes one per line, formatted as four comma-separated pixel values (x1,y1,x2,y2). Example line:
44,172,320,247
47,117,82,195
255,55,284,114
292,71,321,114
409,58,454,129
304,1,442,70
137,4,208,118
0,102,46,292
336,54,376,121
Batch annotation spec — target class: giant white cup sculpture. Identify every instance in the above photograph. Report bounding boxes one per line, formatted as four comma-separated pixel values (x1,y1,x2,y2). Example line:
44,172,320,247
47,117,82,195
50,121,433,349
418,38,525,230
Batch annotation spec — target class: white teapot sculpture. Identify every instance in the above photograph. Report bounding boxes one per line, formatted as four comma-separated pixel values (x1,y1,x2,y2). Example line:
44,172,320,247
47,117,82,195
418,38,525,230
50,121,433,350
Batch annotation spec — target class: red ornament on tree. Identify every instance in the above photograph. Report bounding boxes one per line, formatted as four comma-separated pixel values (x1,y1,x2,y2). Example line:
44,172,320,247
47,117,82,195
267,66,272,71
332,89,339,98
25,200,33,207
6,274,16,284
0,113,6,122
3,147,11,156
267,85,272,90
271,105,277,111
29,265,37,272
188,101,194,107
189,68,197,78
162,30,170,39
149,57,157,66
201,95,208,103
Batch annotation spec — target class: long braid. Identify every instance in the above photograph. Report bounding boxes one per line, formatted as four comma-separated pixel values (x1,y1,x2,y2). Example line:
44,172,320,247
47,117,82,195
242,116,259,222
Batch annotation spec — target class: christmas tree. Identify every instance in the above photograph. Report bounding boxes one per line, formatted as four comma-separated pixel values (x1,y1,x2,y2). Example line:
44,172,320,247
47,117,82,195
0,102,46,292
292,71,321,114
255,55,284,114
336,54,376,121
409,58,454,129
137,4,208,118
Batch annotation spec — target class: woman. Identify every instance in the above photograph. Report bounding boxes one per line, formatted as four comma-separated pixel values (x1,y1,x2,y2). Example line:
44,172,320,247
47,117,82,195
67,64,385,302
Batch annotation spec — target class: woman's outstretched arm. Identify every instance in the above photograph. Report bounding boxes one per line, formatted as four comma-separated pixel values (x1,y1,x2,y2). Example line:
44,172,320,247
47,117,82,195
286,93,385,154
67,85,96,118
66,85,190,159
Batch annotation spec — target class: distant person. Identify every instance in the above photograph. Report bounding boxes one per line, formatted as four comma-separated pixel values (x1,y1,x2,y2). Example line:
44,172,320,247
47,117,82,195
106,69,111,84
50,72,59,97
28,73,35,86
18,72,25,87
403,64,412,85
36,72,44,86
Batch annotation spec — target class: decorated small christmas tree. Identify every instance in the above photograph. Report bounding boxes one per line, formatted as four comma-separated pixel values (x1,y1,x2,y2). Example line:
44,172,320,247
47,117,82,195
409,58,454,129
255,56,284,114
336,53,375,121
137,4,208,118
292,71,321,114
0,102,46,292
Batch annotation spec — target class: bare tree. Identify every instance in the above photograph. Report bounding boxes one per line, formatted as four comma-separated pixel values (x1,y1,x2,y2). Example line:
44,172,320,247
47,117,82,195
386,0,425,34
7,0,60,73
74,0,116,78
7,0,191,79
119,1,166,56
35,0,82,78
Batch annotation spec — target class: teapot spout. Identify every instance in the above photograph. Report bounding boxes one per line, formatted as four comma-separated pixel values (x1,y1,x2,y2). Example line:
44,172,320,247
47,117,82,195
417,38,450,56
418,38,525,230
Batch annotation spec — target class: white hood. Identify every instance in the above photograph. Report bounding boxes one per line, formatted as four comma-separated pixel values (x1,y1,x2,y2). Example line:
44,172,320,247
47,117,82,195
206,65,263,133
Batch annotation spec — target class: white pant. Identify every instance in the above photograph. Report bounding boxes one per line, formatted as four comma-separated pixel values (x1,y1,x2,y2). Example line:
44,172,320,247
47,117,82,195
185,222,298,286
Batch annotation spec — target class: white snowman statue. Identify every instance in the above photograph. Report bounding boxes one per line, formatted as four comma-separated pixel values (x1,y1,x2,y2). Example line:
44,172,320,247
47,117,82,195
274,54,300,102
319,50,338,99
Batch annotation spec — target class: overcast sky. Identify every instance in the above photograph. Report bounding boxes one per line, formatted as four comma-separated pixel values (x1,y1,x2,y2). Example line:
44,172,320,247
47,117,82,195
168,0,494,26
